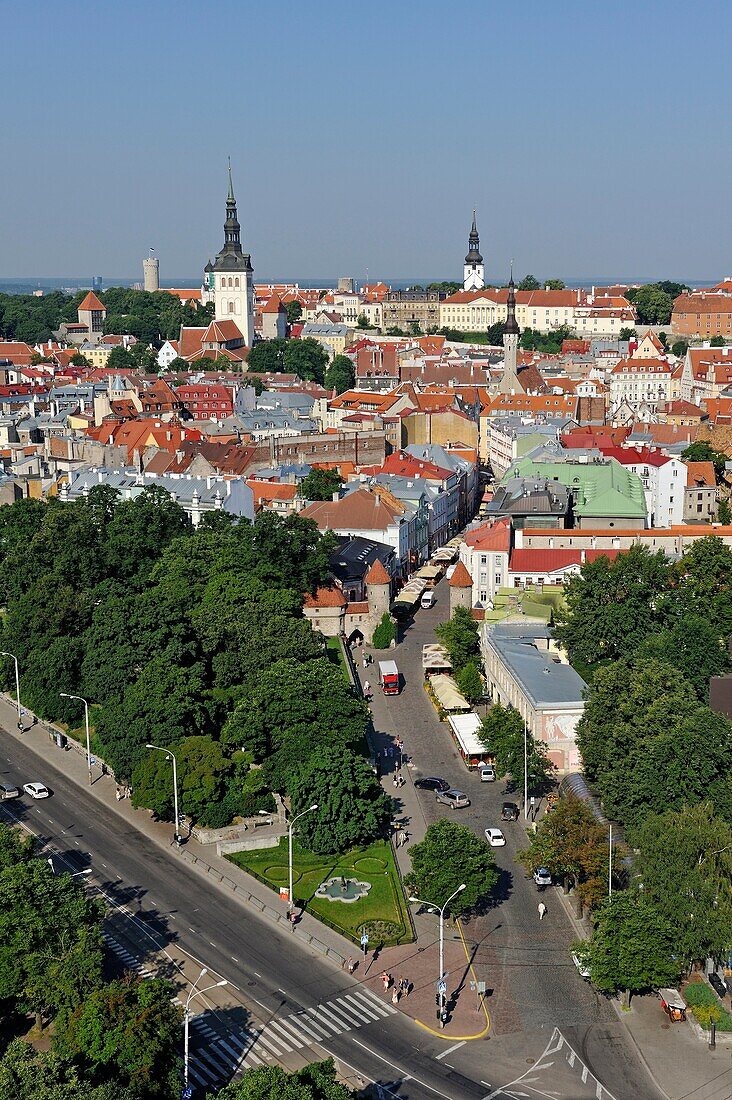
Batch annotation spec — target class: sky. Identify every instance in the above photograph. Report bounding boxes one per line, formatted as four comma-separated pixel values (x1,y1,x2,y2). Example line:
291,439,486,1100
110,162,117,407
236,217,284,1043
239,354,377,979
3,0,731,284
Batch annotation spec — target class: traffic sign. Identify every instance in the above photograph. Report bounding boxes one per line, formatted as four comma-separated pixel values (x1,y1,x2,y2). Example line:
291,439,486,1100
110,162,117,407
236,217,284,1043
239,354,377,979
181,1086,193,1100
360,933,369,946
437,979,447,995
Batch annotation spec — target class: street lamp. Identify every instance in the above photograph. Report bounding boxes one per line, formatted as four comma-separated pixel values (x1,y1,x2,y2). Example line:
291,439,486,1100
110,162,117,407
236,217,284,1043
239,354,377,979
47,856,92,878
1,651,22,730
60,692,91,784
288,804,318,915
183,967,227,1089
146,744,181,845
409,882,466,1027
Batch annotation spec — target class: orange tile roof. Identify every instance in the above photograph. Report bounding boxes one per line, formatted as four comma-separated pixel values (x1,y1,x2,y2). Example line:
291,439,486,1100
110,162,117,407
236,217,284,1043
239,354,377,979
685,461,716,488
449,561,473,587
78,291,106,312
365,558,391,585
303,584,347,609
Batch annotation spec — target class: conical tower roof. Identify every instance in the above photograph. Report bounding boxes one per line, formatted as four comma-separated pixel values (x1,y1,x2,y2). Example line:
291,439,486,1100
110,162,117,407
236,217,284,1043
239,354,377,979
449,561,473,588
366,558,391,585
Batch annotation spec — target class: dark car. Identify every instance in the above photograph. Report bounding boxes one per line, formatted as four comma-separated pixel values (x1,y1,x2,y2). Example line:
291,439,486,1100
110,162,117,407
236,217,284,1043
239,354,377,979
709,972,728,999
415,776,451,792
501,801,519,821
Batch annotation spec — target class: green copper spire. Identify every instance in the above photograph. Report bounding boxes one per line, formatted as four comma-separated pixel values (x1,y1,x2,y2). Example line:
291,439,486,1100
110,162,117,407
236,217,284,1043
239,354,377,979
227,156,234,203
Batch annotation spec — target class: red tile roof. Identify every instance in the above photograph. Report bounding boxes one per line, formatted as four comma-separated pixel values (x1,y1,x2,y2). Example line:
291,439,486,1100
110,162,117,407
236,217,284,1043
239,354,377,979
78,291,106,312
510,548,621,573
685,461,716,488
448,561,473,587
303,584,347,609
365,558,391,585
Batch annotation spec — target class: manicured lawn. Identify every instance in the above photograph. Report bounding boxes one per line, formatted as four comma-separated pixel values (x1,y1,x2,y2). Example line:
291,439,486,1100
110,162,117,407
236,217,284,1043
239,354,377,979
325,636,350,681
227,838,413,946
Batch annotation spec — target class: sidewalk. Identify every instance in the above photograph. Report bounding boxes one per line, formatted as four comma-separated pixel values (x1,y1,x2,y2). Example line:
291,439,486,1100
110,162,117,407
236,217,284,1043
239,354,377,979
553,869,732,1100
0,693,485,1039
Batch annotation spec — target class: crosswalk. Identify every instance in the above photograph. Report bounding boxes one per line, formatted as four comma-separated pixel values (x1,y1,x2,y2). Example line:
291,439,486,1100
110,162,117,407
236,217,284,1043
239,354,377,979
102,930,156,981
100,928,396,1093
186,985,397,1092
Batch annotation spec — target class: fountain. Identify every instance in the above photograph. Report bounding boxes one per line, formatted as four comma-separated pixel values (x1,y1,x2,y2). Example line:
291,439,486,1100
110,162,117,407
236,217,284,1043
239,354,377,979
315,876,372,903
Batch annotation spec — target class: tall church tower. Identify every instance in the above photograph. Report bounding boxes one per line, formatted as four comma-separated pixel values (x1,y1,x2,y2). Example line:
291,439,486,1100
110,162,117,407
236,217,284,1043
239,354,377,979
498,268,524,394
212,161,255,346
463,211,485,291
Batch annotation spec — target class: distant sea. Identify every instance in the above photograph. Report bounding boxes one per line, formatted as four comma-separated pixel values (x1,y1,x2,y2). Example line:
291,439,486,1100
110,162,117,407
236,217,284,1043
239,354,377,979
0,275,724,295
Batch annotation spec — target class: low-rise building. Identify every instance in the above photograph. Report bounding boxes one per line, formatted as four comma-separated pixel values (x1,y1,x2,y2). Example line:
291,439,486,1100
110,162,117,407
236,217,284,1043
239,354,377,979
683,460,718,523
672,290,732,338
382,290,445,332
481,622,586,773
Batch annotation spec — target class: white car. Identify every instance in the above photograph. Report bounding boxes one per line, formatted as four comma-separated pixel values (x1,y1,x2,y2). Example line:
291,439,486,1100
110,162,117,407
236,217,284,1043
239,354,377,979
485,827,506,847
572,952,591,979
23,782,49,799
479,764,496,782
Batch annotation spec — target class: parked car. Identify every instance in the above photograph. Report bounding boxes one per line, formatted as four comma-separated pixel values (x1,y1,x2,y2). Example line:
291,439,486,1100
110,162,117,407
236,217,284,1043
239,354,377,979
436,789,471,809
501,801,519,821
479,764,496,782
0,782,20,800
533,867,552,888
23,782,50,799
415,776,451,792
572,952,591,979
709,972,728,999
485,827,506,847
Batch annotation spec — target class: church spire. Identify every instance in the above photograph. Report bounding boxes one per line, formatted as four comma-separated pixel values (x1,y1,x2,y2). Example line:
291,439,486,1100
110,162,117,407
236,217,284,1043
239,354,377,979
504,263,520,335
465,210,482,264
463,209,485,291
227,156,235,203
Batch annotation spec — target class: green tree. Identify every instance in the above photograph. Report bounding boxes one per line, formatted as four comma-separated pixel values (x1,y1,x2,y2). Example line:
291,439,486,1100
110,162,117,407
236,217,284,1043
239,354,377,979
324,354,355,394
57,977,181,1098
297,468,344,501
635,615,731,700
718,498,731,525
518,275,540,291
671,339,689,358
486,321,506,345
435,606,479,675
405,819,498,917
711,335,727,347
0,1042,130,1100
553,545,672,667
456,660,483,704
105,345,137,372
287,746,390,856
632,803,732,967
371,612,396,649
131,735,232,824
246,339,287,374
544,278,565,290
619,327,637,340
356,313,370,329
284,338,328,384
632,284,674,325
284,300,302,324
480,704,555,796
682,440,727,479
216,1059,354,1099
0,853,104,1028
584,891,680,1005
516,797,613,911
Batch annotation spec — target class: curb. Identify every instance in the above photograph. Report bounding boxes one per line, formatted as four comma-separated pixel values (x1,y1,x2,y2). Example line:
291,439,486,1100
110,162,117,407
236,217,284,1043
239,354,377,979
413,916,491,1042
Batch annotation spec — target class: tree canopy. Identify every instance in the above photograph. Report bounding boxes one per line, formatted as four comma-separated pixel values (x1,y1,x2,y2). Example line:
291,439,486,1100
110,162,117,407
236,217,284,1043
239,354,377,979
217,1059,354,1099
405,819,498,917
480,704,555,796
324,354,355,395
435,607,480,676
583,892,680,1002
297,468,344,501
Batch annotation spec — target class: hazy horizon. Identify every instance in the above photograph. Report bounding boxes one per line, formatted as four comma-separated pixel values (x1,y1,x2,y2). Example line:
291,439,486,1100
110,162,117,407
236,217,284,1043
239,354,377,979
4,1,731,282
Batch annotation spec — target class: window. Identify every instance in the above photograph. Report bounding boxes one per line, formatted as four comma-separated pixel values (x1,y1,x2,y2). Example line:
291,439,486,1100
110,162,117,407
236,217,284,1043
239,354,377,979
697,503,703,513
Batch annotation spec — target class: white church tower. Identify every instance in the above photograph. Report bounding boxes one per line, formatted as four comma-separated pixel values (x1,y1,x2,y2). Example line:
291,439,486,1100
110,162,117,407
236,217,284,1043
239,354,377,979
463,210,485,291
212,160,255,346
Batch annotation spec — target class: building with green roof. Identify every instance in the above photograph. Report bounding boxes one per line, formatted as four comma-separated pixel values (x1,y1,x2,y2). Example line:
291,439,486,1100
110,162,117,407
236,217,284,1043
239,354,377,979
503,449,647,528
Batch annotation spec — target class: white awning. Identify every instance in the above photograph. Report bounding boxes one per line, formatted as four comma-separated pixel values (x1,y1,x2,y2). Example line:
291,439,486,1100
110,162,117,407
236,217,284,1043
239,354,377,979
431,675,471,712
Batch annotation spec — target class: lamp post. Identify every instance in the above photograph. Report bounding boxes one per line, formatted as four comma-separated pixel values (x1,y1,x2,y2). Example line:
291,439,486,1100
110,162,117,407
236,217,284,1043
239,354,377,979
183,967,227,1089
146,743,181,844
409,882,466,1027
1,651,22,730
524,723,528,821
288,803,318,914
59,692,91,784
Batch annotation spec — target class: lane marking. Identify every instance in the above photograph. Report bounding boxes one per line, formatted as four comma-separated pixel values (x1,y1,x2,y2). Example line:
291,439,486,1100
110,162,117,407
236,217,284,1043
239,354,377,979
435,1039,465,1060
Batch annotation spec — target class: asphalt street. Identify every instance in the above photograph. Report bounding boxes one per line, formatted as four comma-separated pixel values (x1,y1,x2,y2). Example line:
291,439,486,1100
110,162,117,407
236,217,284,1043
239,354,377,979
0,722,664,1100
364,584,666,1100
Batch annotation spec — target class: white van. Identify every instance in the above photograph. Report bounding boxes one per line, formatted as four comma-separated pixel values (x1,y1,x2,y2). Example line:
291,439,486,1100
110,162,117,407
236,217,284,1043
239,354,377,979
420,591,435,609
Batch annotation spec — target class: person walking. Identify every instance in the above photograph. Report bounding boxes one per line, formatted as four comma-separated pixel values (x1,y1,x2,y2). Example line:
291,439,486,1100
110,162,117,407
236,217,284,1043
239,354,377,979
381,970,391,992
347,956,356,974
391,987,400,1005
363,680,370,698
538,902,547,920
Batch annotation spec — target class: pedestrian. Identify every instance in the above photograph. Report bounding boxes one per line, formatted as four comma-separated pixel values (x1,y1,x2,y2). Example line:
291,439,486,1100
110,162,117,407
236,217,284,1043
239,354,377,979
392,775,399,788
115,786,121,802
398,976,407,996
391,987,400,1005
538,902,547,920
381,970,390,991
383,747,388,759
363,680,370,696
290,910,298,931
347,956,356,974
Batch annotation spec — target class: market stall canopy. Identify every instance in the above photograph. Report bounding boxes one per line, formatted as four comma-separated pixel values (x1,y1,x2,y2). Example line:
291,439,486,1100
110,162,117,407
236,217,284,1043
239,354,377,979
431,674,471,712
422,643,453,674
447,712,485,756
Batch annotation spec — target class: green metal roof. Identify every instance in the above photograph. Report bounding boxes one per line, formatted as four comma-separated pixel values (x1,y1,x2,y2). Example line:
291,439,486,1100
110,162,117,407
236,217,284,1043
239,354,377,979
504,456,646,519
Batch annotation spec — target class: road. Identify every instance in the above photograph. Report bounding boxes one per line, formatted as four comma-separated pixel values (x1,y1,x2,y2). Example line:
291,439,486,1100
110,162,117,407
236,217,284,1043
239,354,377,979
364,582,666,1100
0,717,665,1100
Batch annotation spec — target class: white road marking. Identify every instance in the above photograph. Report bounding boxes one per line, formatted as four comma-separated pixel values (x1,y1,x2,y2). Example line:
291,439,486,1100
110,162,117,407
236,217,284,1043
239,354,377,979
435,1040,466,1060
